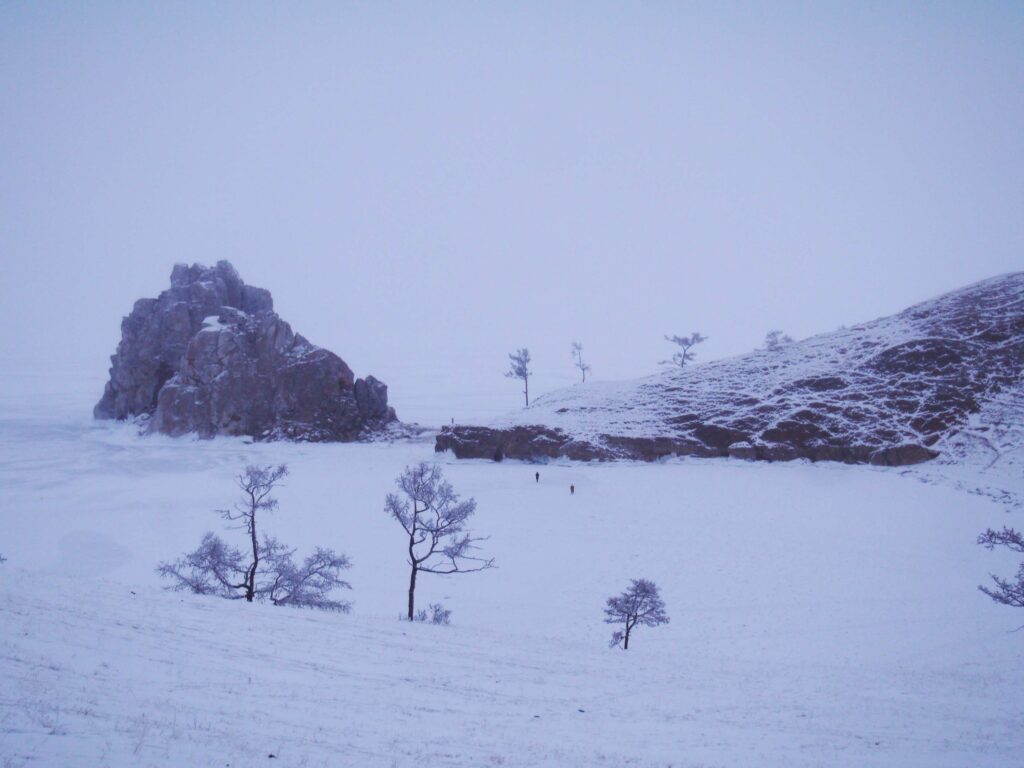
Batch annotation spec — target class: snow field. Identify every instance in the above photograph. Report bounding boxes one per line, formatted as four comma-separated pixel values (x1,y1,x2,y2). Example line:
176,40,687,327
1,390,1023,766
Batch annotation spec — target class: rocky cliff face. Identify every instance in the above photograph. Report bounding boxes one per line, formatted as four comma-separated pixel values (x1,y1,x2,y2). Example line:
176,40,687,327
436,273,1024,465
95,261,397,441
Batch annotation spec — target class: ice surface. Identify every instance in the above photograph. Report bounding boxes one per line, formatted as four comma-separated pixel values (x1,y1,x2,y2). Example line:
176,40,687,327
1,374,1023,766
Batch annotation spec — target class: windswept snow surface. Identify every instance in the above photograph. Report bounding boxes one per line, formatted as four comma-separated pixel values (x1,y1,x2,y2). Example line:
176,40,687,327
2,376,1023,766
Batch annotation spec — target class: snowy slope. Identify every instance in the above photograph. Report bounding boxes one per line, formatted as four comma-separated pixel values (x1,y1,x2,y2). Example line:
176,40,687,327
3,565,1022,768
437,273,1024,467
2,379,1024,766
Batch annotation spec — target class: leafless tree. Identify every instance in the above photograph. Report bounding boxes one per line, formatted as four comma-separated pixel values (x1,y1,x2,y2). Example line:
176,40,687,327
978,527,1024,609
662,332,707,368
505,350,532,409
157,464,352,612
218,464,289,602
157,531,248,597
385,462,494,620
764,329,794,351
571,341,591,383
505,348,532,406
604,578,669,650
262,538,352,611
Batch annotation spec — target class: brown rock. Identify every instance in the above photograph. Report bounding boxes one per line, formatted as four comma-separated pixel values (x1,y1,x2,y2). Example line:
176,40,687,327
869,444,940,466
96,261,397,441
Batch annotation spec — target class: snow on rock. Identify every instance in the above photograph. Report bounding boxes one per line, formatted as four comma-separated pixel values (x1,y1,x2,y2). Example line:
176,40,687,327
437,272,1024,467
908,380,1024,508
94,260,398,441
198,314,229,332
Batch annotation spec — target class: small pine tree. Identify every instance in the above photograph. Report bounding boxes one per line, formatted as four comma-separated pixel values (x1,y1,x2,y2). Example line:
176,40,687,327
385,462,494,620
571,341,591,383
603,578,669,650
505,348,532,406
661,333,706,368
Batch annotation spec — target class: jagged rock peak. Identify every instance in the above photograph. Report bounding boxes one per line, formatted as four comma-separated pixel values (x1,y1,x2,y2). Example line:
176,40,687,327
95,261,397,442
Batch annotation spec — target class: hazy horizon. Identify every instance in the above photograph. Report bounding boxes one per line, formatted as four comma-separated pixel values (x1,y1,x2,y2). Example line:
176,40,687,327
3,2,1022,423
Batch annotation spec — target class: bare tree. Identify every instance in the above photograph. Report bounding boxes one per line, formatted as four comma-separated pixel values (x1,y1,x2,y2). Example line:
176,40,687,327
157,464,352,612
218,464,289,602
571,341,591,383
157,531,248,597
604,578,669,650
978,527,1024,609
262,539,352,611
764,329,794,351
385,462,494,620
662,332,707,368
505,348,532,406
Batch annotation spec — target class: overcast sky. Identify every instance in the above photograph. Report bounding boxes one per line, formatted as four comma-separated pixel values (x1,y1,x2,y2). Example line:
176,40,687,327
2,2,1022,423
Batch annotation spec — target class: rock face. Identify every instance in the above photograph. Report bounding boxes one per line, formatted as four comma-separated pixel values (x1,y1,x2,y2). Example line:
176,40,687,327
437,272,1024,466
95,261,397,441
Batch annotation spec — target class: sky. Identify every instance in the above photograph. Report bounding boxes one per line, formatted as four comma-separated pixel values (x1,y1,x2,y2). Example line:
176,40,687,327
2,2,1022,424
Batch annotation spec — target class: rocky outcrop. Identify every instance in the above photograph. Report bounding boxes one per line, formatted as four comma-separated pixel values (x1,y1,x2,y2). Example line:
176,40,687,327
95,261,397,441
436,425,614,462
436,272,1024,466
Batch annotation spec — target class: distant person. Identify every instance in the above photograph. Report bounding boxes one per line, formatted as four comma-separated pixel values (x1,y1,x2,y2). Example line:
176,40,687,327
570,484,575,495
535,471,540,483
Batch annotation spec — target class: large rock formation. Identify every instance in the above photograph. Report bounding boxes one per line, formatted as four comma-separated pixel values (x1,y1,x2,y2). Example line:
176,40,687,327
437,273,1024,465
95,261,397,441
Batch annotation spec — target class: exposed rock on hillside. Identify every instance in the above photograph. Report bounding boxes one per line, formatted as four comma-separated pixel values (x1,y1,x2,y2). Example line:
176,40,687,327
95,261,397,441
437,273,1024,465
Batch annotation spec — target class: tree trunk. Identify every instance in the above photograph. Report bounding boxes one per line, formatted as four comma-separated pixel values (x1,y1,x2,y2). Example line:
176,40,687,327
524,377,529,407
246,501,259,602
624,625,630,650
245,562,256,602
407,564,418,620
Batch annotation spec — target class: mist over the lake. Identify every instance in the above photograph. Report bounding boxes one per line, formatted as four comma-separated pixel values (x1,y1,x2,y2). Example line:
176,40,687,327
2,3,1022,424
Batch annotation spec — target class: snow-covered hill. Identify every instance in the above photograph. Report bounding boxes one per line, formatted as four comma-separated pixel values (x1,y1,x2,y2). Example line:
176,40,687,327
2,381,1024,766
437,273,1024,468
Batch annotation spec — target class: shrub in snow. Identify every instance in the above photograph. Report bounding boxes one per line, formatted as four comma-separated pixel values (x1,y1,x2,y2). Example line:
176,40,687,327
604,578,669,650
410,603,452,625
157,464,352,612
385,462,494,621
764,329,794,351
661,332,706,368
978,527,1024,609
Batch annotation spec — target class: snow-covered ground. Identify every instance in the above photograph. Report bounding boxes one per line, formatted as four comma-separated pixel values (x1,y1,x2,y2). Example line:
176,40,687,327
2,375,1023,767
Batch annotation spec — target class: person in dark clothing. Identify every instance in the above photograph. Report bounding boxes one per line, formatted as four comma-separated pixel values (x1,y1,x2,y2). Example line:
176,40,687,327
570,484,575,495
535,471,540,483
